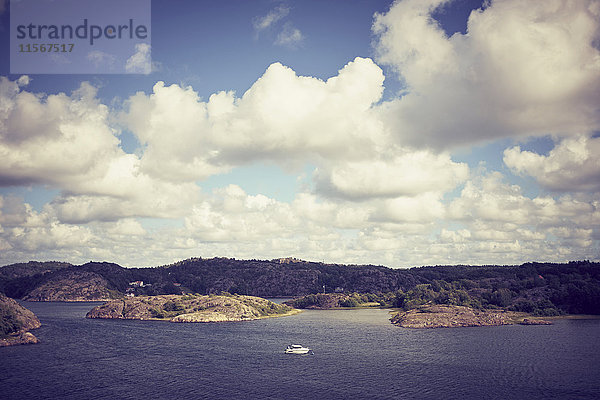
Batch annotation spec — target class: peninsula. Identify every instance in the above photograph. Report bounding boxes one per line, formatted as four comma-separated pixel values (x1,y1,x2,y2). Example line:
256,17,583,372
86,293,299,322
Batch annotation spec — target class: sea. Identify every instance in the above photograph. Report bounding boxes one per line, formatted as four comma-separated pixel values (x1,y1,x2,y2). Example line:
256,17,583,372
1,301,600,400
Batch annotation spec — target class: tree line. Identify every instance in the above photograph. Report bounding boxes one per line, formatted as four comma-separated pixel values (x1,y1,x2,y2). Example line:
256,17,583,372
1,259,599,315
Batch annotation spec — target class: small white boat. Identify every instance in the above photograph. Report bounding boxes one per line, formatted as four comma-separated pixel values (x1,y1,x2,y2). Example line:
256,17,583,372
285,344,311,354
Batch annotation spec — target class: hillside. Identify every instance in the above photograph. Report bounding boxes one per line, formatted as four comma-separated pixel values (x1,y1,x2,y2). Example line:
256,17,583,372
22,270,121,302
2,262,149,301
0,261,72,293
1,258,417,300
1,258,599,316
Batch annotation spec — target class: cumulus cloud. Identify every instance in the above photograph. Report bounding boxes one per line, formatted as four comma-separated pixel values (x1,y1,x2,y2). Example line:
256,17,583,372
374,0,600,148
432,171,600,263
0,77,200,223
292,193,372,230
448,171,599,238
180,186,451,264
0,78,120,186
106,219,147,236
184,184,299,242
51,181,200,223
372,193,446,223
2,169,598,267
121,57,386,180
448,172,534,224
314,151,468,200
2,0,599,267
503,135,600,192
0,196,93,252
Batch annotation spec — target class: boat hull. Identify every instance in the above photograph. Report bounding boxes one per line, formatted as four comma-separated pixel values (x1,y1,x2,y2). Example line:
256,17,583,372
285,349,310,354
285,344,311,354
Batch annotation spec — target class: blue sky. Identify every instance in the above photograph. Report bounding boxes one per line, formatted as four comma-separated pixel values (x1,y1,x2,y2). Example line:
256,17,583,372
0,0,598,268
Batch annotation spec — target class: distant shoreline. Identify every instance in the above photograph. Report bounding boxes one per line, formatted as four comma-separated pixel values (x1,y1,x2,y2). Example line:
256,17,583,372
541,314,600,321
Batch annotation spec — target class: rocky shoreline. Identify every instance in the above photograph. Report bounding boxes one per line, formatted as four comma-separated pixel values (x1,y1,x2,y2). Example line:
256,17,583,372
86,294,299,323
0,331,40,347
0,294,41,347
390,305,552,328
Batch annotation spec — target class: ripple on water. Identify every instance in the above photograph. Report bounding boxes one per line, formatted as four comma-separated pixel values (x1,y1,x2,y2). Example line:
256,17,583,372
2,303,600,400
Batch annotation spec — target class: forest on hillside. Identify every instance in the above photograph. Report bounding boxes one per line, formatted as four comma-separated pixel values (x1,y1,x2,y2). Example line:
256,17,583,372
0,259,599,315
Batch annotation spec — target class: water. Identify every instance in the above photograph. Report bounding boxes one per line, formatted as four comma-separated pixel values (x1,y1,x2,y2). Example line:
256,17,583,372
1,302,600,400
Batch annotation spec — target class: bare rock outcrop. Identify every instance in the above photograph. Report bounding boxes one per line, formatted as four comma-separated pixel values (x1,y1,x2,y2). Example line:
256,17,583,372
1,293,41,346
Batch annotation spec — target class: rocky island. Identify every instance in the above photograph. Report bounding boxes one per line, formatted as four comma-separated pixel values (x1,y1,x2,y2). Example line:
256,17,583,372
86,293,299,322
0,293,41,347
390,304,551,328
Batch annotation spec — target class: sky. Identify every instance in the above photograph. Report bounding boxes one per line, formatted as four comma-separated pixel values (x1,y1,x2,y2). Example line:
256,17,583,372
0,0,599,268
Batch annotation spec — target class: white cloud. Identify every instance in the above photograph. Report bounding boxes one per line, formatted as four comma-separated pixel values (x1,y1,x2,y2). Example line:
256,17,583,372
184,185,299,242
444,171,599,261
106,219,146,236
374,0,455,88
121,57,386,180
503,135,600,192
125,43,152,74
448,172,534,224
16,76,29,87
374,0,600,149
1,171,598,267
1,0,599,267
373,193,446,223
292,193,371,230
0,77,201,223
253,5,290,32
276,23,304,47
0,197,93,252
0,79,120,185
50,182,200,223
314,151,468,200
87,50,117,69
253,4,304,48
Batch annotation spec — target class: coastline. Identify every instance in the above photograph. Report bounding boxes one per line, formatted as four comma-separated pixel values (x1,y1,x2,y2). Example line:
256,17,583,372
0,332,39,347
538,314,600,321
0,294,41,347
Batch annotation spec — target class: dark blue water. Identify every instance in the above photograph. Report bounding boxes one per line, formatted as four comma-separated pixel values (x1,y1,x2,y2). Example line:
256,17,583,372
1,302,600,400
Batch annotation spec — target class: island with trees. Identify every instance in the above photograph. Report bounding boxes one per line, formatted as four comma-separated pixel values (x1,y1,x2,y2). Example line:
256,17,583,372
1,258,599,330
